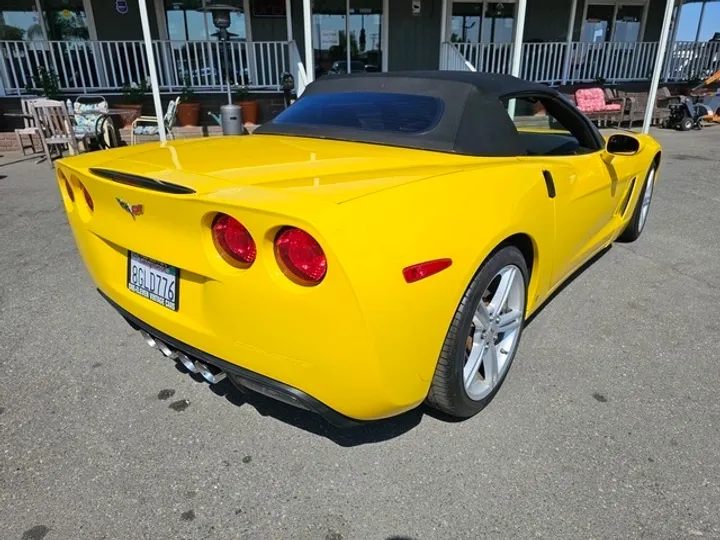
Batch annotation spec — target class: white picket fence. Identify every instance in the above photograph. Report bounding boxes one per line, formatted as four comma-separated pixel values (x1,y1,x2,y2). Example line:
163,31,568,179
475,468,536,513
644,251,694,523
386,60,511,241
443,40,720,84
0,39,294,95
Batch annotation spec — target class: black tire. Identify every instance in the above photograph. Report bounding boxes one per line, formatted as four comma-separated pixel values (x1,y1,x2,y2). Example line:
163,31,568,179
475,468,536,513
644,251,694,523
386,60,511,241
426,246,528,418
680,117,693,131
618,164,656,243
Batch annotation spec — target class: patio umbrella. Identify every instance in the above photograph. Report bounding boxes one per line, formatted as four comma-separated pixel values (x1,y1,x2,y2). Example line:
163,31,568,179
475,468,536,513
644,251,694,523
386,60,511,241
138,0,167,143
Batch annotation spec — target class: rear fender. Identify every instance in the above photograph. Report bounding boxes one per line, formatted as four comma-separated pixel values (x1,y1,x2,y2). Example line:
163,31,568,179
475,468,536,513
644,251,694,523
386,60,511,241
337,161,555,388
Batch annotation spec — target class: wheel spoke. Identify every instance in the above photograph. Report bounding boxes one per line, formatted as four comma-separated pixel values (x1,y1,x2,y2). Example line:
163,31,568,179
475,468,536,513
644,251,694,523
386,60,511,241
482,344,498,385
464,343,486,387
473,302,491,329
488,267,517,316
496,308,522,334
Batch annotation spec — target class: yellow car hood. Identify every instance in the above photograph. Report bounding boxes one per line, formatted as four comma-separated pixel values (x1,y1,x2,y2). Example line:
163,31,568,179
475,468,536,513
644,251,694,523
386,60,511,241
82,134,479,203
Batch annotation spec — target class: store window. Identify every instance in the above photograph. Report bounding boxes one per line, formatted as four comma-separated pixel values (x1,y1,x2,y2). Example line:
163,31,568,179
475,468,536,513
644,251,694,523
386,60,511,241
450,1,515,44
582,4,614,42
581,2,645,43
165,0,246,41
614,4,643,42
42,0,89,40
0,0,45,40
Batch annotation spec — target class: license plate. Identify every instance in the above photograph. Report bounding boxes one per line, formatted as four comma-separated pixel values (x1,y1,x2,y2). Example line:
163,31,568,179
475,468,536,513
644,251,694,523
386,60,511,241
127,252,179,311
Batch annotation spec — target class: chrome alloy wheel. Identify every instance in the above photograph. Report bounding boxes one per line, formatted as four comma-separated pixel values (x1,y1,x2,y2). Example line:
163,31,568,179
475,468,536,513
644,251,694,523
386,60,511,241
638,168,655,232
463,264,525,401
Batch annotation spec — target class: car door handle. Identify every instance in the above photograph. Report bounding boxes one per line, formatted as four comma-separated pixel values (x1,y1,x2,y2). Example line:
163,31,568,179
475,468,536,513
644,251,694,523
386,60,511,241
542,170,556,199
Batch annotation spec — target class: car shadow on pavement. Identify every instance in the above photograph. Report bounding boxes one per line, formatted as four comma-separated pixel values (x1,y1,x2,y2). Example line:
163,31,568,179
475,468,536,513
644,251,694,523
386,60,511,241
207,378,424,447
198,245,613,446
525,244,612,327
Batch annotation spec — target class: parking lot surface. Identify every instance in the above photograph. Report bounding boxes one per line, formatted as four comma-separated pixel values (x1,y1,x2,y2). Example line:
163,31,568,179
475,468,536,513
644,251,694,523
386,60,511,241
1,128,719,540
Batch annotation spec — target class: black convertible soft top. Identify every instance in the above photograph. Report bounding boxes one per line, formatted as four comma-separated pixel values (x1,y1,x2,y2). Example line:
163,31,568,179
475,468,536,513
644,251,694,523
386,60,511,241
254,71,563,157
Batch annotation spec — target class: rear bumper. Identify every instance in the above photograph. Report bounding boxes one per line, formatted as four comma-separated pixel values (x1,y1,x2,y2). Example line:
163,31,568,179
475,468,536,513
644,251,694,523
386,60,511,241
99,289,362,428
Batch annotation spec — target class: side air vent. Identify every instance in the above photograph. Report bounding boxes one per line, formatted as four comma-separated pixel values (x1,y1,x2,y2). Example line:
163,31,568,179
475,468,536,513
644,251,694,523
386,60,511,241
619,177,637,216
89,168,196,195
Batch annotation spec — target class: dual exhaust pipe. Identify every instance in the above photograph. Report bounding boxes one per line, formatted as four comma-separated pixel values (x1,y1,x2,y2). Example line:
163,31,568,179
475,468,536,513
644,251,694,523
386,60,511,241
140,330,226,384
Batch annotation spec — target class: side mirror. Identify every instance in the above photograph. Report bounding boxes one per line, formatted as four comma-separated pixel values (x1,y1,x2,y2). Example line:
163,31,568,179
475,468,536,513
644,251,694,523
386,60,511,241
606,133,640,156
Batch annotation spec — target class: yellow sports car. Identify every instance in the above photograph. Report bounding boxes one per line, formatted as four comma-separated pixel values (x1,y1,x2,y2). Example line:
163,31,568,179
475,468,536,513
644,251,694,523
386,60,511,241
58,72,661,426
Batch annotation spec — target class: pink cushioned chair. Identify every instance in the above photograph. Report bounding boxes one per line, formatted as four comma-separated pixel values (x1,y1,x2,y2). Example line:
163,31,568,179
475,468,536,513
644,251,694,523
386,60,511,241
574,88,625,126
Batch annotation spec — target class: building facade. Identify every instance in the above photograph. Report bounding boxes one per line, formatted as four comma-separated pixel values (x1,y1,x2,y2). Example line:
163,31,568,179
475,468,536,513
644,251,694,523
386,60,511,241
1,0,718,96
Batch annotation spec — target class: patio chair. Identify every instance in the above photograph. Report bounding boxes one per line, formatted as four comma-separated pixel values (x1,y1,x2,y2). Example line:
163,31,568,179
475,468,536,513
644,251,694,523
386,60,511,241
14,98,44,155
73,95,108,145
131,97,180,145
31,100,85,168
574,88,623,127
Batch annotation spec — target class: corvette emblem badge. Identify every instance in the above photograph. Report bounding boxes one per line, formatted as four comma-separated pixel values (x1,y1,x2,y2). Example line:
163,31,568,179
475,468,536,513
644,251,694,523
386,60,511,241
116,197,144,219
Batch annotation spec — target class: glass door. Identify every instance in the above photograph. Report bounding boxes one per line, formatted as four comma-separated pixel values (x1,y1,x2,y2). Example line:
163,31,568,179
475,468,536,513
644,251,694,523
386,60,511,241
450,2,483,43
613,4,644,41
581,4,614,42
312,0,348,78
448,0,515,44
348,0,383,73
312,0,383,77
482,2,515,43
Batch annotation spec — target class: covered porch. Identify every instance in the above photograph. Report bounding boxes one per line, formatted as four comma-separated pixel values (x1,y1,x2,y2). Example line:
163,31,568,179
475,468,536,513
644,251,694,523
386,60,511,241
0,0,718,97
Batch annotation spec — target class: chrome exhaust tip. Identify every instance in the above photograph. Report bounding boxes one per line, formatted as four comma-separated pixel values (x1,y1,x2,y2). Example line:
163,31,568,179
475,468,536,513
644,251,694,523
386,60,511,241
195,361,226,385
177,352,199,374
154,339,176,358
140,330,157,348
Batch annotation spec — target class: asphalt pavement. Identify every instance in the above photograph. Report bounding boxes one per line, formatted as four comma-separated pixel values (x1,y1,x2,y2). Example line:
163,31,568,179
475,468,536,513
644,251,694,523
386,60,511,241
1,128,719,540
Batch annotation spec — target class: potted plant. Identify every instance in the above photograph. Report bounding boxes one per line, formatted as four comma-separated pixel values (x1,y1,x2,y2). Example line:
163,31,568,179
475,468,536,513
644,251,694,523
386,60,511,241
116,80,148,127
233,85,259,125
25,65,60,100
176,80,200,126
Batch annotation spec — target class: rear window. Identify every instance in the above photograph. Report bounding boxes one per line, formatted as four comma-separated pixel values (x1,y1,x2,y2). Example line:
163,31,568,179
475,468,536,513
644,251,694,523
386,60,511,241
272,92,444,134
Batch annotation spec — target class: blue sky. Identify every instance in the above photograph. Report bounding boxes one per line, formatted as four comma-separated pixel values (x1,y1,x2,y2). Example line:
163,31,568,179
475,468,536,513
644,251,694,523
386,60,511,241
676,1,720,41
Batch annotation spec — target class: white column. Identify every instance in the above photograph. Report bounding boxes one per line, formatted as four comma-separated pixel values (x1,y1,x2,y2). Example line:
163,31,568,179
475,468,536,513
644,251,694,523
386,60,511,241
346,0,351,73
440,0,448,43
286,0,293,41
509,0,527,78
303,0,315,81
695,0,706,42
643,0,675,134
243,0,257,85
138,0,166,143
669,0,683,44
562,0,579,84
382,0,389,71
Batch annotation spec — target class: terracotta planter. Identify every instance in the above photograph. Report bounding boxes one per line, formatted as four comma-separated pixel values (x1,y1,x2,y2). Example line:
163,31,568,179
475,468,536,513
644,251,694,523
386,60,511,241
114,104,142,127
177,102,201,126
235,100,259,124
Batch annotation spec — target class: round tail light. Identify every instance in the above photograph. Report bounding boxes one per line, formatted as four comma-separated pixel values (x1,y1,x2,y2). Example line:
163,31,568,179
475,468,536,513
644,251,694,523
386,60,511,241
274,227,327,285
212,214,256,265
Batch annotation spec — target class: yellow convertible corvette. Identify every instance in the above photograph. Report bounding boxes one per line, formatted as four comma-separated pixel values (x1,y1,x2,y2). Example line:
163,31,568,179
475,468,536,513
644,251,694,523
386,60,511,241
58,72,661,426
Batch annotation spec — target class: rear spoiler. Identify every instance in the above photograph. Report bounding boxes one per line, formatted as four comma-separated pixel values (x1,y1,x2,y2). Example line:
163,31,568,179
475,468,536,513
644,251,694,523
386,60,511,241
89,168,196,195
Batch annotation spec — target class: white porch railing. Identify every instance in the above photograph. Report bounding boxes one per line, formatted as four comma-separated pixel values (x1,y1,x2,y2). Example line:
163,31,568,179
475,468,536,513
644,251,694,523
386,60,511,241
439,42,476,72
445,40,720,85
453,42,513,76
664,40,720,82
0,39,295,95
